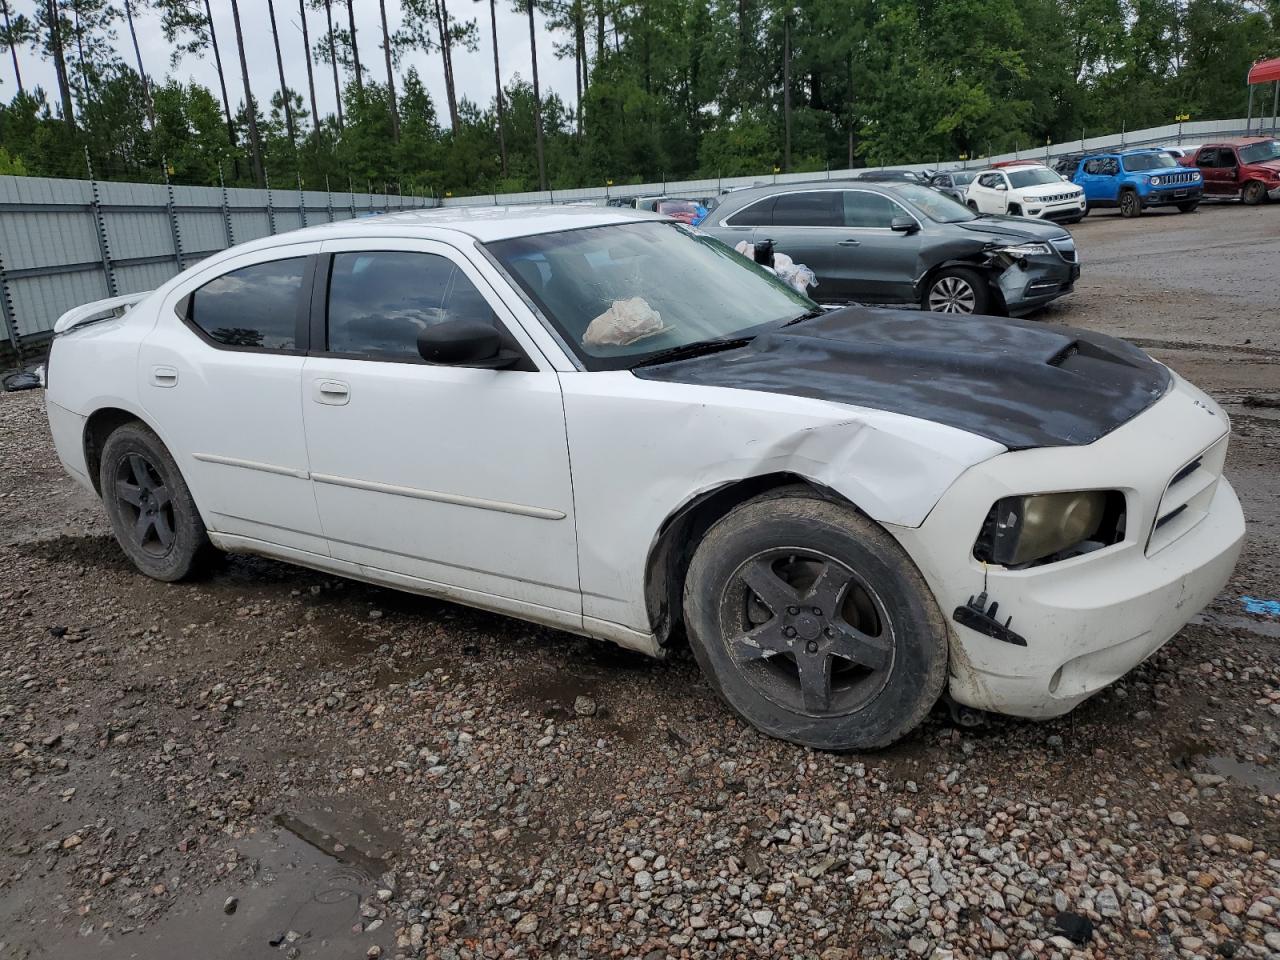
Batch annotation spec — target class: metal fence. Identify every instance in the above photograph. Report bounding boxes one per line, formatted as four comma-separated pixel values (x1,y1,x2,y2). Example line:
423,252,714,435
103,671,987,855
0,175,436,362
0,114,1271,363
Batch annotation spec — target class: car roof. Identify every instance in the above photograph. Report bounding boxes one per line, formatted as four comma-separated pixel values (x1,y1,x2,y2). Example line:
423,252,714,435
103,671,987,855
1203,137,1276,146
223,205,669,252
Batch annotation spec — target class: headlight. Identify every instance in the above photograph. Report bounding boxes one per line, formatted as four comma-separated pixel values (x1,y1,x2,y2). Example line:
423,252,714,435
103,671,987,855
996,242,1052,258
973,491,1125,567
1150,176,1163,185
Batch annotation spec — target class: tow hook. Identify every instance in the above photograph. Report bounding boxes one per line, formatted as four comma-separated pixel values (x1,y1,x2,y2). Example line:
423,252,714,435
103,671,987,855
943,693,988,729
953,591,1027,647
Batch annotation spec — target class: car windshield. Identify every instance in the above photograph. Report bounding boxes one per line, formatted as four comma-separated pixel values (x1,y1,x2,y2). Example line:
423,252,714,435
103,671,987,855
1239,140,1280,164
890,183,975,223
1007,167,1063,188
1122,153,1177,171
486,221,815,371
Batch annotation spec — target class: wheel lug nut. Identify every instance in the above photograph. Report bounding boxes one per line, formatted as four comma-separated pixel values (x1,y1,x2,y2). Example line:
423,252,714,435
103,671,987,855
812,607,822,616
824,627,835,637
783,627,797,638
787,606,800,615
806,640,819,653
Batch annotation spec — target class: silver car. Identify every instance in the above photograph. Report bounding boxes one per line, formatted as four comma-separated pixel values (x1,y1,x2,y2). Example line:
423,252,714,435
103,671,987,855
701,181,1080,316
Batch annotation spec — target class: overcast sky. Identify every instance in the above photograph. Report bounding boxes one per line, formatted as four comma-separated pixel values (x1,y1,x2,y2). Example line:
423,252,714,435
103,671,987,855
3,0,578,127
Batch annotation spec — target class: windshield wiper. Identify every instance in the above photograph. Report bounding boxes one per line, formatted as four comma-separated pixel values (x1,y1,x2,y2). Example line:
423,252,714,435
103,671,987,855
781,307,826,327
633,335,755,368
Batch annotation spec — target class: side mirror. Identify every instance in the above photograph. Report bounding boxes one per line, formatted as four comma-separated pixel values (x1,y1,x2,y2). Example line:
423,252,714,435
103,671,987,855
417,319,518,369
1060,174,1071,181
890,216,919,234
994,182,1008,191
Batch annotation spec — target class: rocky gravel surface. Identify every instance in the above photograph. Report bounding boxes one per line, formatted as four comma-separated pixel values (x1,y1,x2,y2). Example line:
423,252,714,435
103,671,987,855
0,207,1278,959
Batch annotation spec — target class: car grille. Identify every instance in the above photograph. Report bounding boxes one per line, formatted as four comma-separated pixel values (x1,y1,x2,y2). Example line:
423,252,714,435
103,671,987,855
1050,237,1076,262
1038,192,1080,203
1147,435,1228,556
1156,171,1199,185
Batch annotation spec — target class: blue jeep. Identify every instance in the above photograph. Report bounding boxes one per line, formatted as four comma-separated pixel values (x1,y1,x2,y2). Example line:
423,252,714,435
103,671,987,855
1070,148,1204,217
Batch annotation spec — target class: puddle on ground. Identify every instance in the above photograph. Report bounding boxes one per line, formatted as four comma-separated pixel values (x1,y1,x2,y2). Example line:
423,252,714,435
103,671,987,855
1191,610,1280,640
0,803,398,959
1172,738,1280,795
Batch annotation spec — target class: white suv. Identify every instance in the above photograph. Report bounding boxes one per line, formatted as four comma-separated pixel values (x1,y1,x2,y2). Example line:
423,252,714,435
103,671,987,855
967,163,1087,223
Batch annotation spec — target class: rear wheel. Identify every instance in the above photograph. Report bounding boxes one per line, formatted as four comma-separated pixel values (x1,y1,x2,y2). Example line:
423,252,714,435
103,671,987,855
1242,181,1267,205
922,266,990,315
99,422,210,582
1119,190,1142,218
682,492,947,750
1177,200,1199,213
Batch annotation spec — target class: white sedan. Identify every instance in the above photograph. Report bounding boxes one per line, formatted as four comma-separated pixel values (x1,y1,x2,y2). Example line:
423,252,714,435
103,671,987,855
42,207,1243,749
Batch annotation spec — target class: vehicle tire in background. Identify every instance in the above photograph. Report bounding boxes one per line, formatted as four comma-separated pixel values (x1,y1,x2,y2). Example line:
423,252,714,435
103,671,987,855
1007,203,1022,217
1119,190,1142,218
99,422,211,582
682,490,948,750
1242,181,1267,205
966,201,979,212
921,266,990,315
1177,200,1200,213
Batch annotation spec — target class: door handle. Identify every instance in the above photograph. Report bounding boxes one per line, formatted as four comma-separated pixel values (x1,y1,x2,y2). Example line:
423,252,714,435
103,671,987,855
836,239,861,247
151,365,178,387
314,379,350,405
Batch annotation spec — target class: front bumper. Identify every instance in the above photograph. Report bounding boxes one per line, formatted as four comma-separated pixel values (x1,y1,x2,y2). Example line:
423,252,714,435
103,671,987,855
998,254,1078,314
1267,183,1280,201
1022,197,1087,221
1143,185,1204,206
893,374,1244,719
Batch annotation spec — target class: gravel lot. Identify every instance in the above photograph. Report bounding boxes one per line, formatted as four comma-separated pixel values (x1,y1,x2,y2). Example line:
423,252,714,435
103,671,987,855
1,201,1279,960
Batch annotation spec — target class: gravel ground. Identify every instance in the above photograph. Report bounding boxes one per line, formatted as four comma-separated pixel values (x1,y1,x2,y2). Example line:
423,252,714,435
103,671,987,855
1,202,1279,960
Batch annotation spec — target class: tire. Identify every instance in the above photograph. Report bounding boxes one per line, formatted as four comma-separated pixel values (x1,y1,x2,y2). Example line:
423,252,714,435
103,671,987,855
1007,203,1022,217
921,266,990,315
1177,200,1199,213
1119,190,1142,218
1242,181,1267,205
99,421,211,582
966,201,979,212
682,491,948,750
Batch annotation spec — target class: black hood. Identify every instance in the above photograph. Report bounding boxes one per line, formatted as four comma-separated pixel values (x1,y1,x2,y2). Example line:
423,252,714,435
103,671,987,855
634,307,1171,450
954,215,1069,243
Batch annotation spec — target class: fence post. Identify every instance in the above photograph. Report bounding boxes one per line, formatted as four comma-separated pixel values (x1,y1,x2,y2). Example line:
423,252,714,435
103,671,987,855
0,247,22,365
218,163,235,248
84,149,118,298
163,160,184,270
348,176,356,219
297,173,306,228
265,171,278,235
326,175,334,222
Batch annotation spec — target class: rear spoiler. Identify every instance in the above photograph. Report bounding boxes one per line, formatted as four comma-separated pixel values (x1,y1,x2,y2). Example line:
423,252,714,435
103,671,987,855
53,290,152,335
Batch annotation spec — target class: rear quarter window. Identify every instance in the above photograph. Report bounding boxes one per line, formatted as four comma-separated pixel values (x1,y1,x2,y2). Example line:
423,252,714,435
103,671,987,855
187,257,307,350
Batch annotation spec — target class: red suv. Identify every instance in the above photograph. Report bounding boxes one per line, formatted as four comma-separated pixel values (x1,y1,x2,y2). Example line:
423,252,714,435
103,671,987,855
1179,137,1280,204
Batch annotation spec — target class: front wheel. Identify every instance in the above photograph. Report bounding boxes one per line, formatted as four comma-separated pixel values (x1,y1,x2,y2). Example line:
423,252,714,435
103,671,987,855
922,266,990,315
1242,181,1267,205
1177,200,1200,213
1006,203,1022,217
99,422,211,581
682,492,948,750
1119,190,1142,218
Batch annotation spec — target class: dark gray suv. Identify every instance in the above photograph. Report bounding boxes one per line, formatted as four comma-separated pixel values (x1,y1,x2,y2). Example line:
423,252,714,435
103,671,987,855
701,181,1079,315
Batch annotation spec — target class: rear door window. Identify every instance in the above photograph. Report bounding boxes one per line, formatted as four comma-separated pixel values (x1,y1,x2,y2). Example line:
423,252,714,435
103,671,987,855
188,257,307,350
772,191,841,226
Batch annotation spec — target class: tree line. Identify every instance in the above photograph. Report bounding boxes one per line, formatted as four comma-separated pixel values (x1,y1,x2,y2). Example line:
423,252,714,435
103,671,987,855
0,0,1276,196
